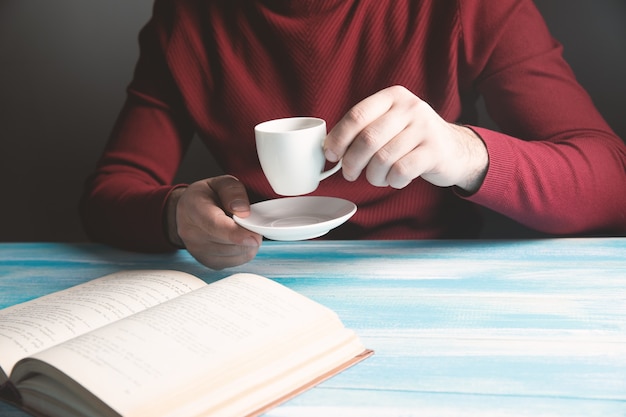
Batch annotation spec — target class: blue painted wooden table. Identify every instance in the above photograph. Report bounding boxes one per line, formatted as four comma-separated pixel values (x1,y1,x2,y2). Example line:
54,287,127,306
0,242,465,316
1,239,625,416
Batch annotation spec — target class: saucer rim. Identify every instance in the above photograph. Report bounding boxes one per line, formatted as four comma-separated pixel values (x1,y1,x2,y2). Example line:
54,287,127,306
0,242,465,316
233,196,356,240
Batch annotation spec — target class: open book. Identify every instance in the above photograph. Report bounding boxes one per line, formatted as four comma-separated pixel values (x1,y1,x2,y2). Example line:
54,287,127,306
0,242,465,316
0,270,372,417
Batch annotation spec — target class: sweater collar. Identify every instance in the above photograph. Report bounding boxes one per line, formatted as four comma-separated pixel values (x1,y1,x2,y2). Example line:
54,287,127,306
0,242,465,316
258,0,346,15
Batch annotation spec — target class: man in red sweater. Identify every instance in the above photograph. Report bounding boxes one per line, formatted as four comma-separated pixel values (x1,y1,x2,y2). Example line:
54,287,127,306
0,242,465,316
80,0,626,269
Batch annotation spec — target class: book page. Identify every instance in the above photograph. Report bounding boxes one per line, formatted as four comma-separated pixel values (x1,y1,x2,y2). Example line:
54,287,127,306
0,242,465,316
13,273,358,417
0,270,206,378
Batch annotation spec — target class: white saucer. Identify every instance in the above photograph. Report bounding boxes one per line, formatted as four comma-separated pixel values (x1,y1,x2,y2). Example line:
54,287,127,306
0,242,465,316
233,196,357,241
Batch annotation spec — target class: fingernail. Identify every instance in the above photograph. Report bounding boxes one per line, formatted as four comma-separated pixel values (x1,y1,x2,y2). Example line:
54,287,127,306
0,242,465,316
325,149,338,162
230,199,248,212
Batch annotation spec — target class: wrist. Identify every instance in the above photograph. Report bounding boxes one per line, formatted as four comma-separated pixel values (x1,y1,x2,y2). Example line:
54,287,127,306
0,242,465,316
454,125,489,194
165,186,187,249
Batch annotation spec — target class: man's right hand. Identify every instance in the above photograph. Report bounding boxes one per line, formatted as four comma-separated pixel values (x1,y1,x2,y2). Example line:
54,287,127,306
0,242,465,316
166,176,262,270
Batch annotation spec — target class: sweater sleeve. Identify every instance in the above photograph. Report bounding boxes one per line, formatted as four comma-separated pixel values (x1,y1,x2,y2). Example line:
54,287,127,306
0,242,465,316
459,0,626,234
79,0,193,252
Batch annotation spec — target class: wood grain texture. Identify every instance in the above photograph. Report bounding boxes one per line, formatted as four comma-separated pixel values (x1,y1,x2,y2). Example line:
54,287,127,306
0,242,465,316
1,239,625,416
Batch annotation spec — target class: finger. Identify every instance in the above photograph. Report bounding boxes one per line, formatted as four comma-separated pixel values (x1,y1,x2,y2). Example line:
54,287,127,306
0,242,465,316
343,110,410,183
365,127,420,187
189,241,261,270
177,178,260,246
210,175,252,216
182,208,262,269
197,203,261,247
200,201,262,248
207,176,262,245
386,144,435,189
325,88,396,162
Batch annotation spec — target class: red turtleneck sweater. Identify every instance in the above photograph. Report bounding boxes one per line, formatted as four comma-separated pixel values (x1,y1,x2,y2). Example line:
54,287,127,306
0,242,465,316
80,0,626,251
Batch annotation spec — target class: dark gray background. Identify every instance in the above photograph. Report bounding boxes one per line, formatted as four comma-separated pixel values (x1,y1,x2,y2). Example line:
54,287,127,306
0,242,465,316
1,1,625,242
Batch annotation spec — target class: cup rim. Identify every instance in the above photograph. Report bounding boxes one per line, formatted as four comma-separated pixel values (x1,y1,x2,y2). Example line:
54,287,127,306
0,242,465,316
254,117,325,133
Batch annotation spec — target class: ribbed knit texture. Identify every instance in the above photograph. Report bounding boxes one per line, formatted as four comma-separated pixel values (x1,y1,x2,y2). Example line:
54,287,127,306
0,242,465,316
80,0,626,251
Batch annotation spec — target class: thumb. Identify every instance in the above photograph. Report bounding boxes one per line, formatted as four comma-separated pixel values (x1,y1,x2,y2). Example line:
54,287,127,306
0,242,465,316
210,175,252,217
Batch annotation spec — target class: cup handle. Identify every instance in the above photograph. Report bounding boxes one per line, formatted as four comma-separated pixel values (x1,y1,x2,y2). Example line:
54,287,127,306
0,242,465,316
319,159,342,181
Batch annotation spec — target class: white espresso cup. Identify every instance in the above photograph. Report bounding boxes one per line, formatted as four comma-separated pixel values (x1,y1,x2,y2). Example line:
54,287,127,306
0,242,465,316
255,117,342,196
